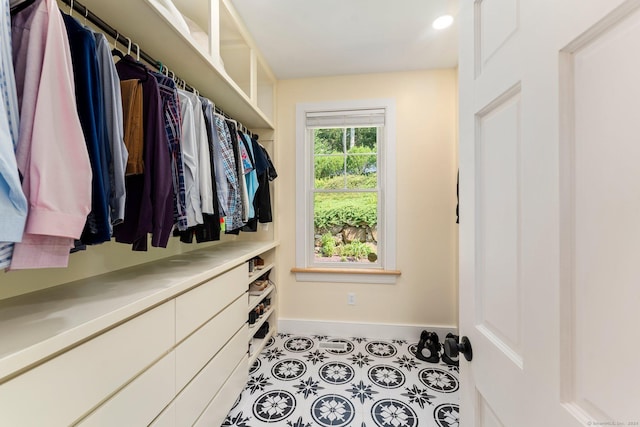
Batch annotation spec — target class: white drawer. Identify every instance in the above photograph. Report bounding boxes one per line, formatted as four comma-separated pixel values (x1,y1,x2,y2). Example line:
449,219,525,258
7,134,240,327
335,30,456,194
78,351,175,426
149,401,175,427
174,325,248,426
0,301,174,426
175,264,246,342
194,355,248,427
175,295,246,391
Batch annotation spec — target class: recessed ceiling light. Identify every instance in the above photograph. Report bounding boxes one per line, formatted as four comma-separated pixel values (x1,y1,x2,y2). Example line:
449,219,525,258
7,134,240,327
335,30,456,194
432,14,454,30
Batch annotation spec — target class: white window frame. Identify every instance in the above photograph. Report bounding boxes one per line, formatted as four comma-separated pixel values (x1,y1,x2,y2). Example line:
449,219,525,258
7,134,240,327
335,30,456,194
295,99,397,284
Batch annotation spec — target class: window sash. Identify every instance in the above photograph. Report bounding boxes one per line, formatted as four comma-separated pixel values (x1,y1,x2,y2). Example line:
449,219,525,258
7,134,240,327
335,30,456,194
295,99,397,283
308,126,383,268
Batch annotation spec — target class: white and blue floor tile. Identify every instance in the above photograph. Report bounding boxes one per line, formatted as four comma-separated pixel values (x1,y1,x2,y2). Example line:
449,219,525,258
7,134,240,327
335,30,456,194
224,334,460,426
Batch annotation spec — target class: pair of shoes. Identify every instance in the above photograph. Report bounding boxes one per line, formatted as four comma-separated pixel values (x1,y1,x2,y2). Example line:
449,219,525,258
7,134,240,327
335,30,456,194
249,279,269,294
253,322,269,339
441,333,459,367
415,330,441,363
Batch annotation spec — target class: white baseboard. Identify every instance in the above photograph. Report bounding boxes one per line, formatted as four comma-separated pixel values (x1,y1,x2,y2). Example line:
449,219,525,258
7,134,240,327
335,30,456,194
278,318,458,342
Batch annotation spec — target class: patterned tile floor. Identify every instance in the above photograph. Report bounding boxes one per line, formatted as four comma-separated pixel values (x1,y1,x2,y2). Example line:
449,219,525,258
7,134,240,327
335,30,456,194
223,333,460,427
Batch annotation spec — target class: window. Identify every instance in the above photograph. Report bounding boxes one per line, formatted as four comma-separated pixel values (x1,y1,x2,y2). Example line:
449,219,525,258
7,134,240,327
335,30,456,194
295,99,397,283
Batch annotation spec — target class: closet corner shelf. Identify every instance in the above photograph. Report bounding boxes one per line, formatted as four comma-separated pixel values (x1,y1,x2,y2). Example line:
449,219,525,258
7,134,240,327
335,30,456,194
78,0,274,130
0,240,279,382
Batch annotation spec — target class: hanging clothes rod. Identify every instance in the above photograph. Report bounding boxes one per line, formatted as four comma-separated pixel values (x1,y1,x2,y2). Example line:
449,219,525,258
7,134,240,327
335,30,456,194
59,0,156,69
57,0,238,123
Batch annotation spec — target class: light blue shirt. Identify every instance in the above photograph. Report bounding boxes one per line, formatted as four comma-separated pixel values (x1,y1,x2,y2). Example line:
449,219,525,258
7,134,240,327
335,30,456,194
0,0,28,267
93,33,128,229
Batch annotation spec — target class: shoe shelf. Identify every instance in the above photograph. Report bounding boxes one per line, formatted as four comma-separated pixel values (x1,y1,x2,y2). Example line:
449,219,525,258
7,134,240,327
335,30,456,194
248,306,274,332
247,262,274,280
248,283,275,313
248,306,275,365
245,247,277,367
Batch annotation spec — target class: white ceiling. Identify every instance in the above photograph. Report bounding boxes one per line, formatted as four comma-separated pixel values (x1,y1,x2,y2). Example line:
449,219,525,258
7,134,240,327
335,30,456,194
230,0,460,80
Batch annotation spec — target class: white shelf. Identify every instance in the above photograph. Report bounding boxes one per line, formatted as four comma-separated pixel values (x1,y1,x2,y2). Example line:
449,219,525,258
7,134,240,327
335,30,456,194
244,247,276,369
247,262,274,283
79,0,274,129
0,240,278,382
248,324,276,366
247,306,275,333
248,284,275,313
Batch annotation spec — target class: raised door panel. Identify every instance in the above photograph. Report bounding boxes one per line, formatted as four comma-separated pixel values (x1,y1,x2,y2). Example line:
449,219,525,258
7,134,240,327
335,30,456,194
175,295,246,391
475,86,523,365
174,326,248,426
78,351,175,426
175,263,246,342
562,5,640,421
0,302,174,426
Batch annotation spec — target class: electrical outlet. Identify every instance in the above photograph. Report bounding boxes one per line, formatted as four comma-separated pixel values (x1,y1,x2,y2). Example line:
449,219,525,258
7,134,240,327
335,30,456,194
348,293,356,305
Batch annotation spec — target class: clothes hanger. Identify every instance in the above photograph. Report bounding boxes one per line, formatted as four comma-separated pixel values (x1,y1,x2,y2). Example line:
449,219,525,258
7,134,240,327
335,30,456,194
134,43,140,62
114,38,148,80
112,32,126,59
83,6,89,25
69,0,74,16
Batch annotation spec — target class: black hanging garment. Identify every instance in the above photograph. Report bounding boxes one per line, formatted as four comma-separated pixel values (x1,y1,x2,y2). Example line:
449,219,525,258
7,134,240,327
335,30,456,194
242,136,276,232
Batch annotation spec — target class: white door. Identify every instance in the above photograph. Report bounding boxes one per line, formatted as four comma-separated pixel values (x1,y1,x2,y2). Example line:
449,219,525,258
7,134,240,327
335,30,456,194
458,0,640,426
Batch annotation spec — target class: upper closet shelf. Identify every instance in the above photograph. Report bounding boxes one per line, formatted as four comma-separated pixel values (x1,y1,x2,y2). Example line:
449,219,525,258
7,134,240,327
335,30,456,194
77,0,276,129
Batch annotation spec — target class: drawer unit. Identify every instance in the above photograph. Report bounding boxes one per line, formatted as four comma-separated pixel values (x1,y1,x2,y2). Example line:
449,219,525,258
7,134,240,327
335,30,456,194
0,242,278,427
175,295,246,391
175,263,246,342
0,301,174,426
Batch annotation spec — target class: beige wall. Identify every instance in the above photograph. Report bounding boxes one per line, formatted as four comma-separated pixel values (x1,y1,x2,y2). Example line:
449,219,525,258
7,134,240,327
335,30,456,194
276,69,459,329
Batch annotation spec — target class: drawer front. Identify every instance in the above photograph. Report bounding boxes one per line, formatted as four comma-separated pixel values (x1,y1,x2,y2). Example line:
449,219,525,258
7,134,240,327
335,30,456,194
175,325,248,426
0,301,174,426
78,351,175,426
149,402,175,427
194,355,248,427
175,295,246,391
175,264,246,342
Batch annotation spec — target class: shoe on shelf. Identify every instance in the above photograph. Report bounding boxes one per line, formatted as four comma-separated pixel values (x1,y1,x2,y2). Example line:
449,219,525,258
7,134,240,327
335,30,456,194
249,280,269,294
254,256,265,269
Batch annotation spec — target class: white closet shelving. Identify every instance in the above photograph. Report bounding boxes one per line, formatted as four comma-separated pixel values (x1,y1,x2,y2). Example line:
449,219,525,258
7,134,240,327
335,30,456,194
77,0,276,129
3,2,279,424
245,249,277,366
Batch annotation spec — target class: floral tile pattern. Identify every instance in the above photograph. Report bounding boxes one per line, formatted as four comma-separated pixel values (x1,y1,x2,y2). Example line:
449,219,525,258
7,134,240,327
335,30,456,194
224,334,460,427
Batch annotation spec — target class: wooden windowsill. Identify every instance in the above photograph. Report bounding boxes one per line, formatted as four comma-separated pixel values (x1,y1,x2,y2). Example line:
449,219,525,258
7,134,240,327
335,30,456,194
291,267,401,276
